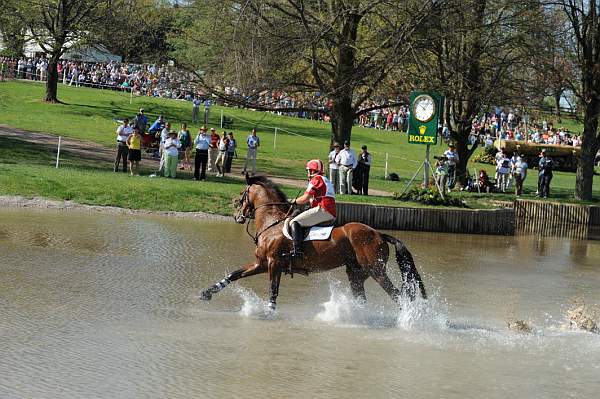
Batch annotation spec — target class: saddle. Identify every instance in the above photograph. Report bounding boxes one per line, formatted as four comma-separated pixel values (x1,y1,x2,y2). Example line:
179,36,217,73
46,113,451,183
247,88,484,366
282,218,335,241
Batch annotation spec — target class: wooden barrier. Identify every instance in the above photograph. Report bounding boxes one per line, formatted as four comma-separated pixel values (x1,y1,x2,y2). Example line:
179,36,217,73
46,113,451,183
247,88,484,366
512,200,600,240
335,202,515,235
335,200,600,239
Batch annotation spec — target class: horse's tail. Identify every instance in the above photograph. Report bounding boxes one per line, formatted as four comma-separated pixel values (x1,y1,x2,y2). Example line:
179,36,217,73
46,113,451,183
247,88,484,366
381,234,427,300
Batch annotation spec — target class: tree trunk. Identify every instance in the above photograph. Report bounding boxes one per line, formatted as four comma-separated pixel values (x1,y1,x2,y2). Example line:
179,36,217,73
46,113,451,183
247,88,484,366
330,96,354,146
44,53,60,103
554,89,562,123
575,98,600,201
454,123,476,186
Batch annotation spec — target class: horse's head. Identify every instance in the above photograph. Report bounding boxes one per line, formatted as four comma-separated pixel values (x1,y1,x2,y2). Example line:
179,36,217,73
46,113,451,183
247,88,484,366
234,184,253,224
234,174,289,223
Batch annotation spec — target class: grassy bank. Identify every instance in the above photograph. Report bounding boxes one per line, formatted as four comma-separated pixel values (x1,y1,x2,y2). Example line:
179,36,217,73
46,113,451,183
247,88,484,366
0,80,598,206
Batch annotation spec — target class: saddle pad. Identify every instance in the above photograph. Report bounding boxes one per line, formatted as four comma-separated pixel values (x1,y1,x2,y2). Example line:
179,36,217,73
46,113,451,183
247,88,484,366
282,219,334,241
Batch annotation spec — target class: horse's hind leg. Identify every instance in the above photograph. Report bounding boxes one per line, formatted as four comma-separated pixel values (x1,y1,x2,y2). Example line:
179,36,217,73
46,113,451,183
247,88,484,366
346,264,368,302
200,262,266,300
369,263,402,303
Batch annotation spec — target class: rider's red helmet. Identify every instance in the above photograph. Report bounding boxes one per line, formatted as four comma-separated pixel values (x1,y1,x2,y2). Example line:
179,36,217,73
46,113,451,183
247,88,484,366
306,159,324,175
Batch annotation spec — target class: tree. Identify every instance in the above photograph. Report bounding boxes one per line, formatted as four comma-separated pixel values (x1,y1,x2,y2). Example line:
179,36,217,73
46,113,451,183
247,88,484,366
172,0,438,145
417,0,547,184
553,0,600,201
91,0,177,63
0,0,26,57
16,0,110,102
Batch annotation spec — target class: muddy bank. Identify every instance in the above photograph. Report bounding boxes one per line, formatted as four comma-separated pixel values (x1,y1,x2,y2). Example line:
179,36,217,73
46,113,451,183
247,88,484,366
0,195,231,221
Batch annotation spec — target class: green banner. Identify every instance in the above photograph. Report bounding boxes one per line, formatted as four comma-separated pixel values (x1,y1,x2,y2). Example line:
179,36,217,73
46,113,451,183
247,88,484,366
408,91,443,145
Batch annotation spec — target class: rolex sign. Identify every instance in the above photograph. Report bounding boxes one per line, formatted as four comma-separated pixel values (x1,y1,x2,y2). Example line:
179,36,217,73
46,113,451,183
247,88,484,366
408,91,443,145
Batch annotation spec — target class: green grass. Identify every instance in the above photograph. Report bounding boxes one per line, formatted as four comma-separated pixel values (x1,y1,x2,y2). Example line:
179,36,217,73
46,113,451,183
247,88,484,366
0,80,598,208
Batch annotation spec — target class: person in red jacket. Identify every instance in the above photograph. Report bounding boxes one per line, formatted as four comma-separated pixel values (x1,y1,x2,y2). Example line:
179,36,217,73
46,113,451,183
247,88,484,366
289,159,336,259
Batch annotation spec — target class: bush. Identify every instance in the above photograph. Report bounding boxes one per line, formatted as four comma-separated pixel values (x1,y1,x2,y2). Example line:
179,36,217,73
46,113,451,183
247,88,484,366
392,187,467,207
473,146,498,165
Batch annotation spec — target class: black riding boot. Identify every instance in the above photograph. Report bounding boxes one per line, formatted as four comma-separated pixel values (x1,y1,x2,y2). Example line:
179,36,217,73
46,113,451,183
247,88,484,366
290,221,304,260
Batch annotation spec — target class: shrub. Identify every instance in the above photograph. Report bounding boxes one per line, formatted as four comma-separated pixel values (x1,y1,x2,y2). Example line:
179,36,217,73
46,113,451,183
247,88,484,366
392,187,467,207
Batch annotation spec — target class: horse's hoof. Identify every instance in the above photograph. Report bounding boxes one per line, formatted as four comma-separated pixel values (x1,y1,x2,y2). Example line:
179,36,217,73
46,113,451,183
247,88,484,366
199,291,212,301
267,301,276,311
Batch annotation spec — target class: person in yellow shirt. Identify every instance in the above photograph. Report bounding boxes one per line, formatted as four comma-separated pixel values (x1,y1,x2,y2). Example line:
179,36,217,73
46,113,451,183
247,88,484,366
127,126,142,176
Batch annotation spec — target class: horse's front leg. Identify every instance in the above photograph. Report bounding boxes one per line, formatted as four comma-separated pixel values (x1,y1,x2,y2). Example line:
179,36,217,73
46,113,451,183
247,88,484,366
268,260,283,311
200,262,266,300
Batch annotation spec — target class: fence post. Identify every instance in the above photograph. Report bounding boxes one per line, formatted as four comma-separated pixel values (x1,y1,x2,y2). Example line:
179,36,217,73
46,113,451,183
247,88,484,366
274,127,278,149
56,136,62,168
129,88,133,105
220,109,224,128
385,152,389,179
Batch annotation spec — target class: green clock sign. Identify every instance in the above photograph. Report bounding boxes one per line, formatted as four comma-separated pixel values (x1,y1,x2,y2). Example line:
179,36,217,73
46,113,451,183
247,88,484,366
408,91,443,145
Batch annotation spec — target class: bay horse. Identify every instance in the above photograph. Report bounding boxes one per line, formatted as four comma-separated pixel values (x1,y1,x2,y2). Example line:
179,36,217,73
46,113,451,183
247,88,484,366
200,174,427,310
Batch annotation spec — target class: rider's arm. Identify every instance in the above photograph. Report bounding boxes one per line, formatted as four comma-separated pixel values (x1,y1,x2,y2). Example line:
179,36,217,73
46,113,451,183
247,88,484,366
294,192,313,206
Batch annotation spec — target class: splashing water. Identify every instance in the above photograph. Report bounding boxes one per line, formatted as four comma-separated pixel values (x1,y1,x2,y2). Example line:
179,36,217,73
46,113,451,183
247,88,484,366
233,286,274,318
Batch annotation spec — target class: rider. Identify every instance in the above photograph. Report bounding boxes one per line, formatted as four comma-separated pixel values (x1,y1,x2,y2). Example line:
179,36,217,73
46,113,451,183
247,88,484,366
290,159,336,259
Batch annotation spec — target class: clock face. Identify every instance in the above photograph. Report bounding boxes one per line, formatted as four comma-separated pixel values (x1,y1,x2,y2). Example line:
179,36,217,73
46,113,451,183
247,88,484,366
413,95,436,123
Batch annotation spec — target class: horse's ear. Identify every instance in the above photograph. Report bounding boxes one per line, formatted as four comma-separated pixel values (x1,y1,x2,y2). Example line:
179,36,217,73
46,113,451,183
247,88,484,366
245,172,251,184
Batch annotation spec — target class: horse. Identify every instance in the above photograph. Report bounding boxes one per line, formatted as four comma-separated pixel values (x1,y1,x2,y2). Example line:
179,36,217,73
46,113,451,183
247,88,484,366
200,174,427,310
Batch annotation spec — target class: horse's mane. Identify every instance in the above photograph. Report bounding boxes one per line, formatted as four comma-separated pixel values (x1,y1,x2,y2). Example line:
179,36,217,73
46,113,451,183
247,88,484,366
247,175,288,203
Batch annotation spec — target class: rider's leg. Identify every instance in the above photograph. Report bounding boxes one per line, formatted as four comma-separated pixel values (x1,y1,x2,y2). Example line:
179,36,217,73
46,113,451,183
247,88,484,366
290,221,304,259
290,207,335,259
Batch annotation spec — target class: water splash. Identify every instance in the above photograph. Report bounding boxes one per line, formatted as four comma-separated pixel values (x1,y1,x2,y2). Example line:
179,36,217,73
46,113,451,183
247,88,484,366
233,286,276,318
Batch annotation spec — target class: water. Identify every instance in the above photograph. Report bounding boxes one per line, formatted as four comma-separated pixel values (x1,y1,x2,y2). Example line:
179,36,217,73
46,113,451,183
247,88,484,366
1,208,599,399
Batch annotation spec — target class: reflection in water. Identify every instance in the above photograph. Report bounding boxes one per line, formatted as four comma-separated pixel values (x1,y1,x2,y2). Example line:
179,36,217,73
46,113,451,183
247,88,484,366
0,208,599,399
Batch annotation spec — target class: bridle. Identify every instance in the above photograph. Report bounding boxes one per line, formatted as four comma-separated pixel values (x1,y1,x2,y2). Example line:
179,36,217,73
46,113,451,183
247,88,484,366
235,184,294,245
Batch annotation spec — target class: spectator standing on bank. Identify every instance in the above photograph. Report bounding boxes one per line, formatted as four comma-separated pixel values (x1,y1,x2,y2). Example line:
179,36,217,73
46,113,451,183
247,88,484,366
134,108,148,135
328,142,341,194
335,140,357,194
512,155,528,196
158,122,171,173
126,126,142,176
356,145,372,195
224,132,236,173
538,150,554,198
178,123,192,171
115,118,132,173
443,143,459,191
193,127,210,180
204,98,211,125
208,127,220,172
163,131,181,178
192,97,201,123
243,128,260,175
215,131,230,177
434,157,449,191
495,152,511,192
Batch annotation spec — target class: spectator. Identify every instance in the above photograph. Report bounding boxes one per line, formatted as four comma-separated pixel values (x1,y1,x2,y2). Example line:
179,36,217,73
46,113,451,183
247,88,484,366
243,128,260,175
126,126,142,176
178,123,192,171
115,118,132,173
224,132,236,173
335,140,357,194
204,98,211,125
192,97,201,123
435,156,449,191
356,145,372,195
134,108,148,135
215,131,230,177
193,127,210,181
537,150,554,198
328,142,341,194
163,131,181,178
495,151,511,192
443,143,459,191
512,155,528,196
208,127,220,172
158,122,171,173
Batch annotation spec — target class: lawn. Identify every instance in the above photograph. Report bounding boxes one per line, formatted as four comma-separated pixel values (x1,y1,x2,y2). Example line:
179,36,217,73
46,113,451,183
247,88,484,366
0,80,598,206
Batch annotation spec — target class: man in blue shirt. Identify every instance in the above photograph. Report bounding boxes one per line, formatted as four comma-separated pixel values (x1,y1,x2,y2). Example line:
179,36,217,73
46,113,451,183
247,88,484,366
242,128,260,175
193,126,211,180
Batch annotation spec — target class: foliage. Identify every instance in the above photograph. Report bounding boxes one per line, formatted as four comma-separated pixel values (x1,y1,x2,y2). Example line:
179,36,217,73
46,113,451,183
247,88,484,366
393,187,467,207
473,146,498,164
0,0,26,57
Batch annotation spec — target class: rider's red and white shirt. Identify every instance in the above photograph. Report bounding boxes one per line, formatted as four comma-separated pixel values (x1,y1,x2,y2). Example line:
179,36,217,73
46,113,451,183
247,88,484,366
306,174,336,217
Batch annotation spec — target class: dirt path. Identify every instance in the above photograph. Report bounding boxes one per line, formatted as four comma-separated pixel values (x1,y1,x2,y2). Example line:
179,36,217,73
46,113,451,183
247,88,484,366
0,125,391,196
